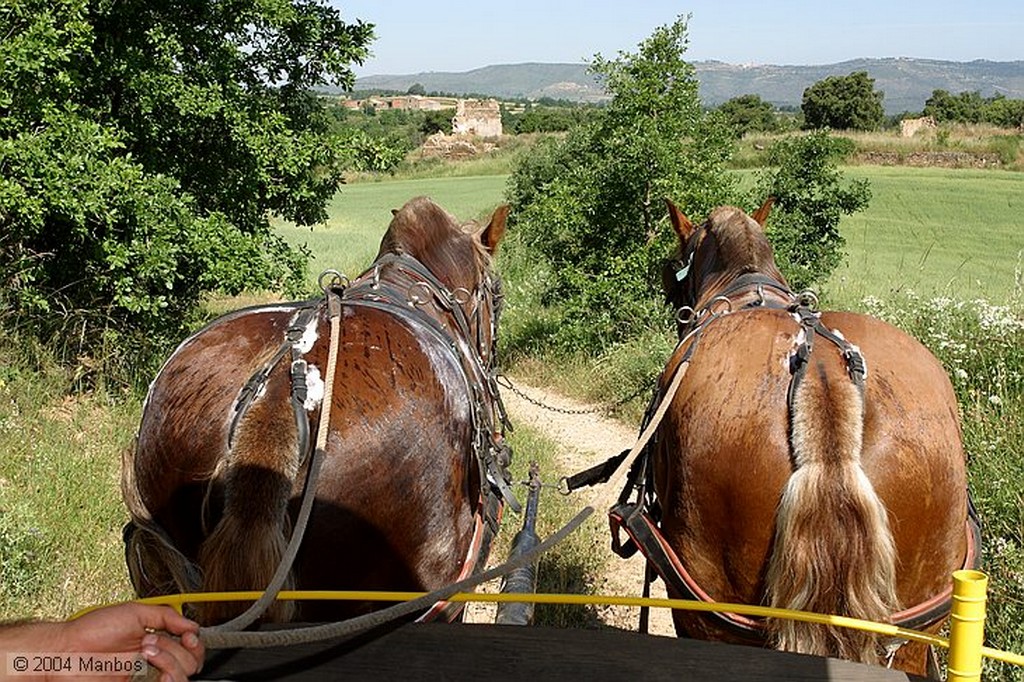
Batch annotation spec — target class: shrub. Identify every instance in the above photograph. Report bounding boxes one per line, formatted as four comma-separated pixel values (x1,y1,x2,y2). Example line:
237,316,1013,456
749,131,871,291
505,16,735,353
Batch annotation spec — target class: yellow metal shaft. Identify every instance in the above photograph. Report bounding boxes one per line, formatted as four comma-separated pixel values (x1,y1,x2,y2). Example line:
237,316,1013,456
947,569,989,682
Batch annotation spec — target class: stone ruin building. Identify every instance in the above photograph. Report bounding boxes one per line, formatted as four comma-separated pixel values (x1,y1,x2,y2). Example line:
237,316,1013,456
451,99,503,138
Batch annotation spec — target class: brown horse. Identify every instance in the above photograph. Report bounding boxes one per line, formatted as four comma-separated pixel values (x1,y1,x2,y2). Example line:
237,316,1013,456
636,200,978,675
122,196,514,625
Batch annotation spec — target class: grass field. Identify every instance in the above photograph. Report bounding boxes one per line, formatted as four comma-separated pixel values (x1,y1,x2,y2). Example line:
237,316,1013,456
828,166,1024,307
279,167,1024,306
277,175,508,286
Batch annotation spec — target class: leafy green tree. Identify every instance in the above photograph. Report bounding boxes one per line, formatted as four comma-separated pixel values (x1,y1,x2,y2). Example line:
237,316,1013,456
504,104,598,134
407,83,426,96
0,0,372,382
984,95,1024,129
339,130,410,173
419,109,454,136
717,94,780,137
506,15,735,351
924,89,986,124
802,71,885,131
925,89,1024,128
748,131,871,290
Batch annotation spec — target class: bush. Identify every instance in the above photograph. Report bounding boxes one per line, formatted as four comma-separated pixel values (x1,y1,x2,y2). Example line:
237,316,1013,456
749,131,871,291
0,0,371,388
506,16,735,353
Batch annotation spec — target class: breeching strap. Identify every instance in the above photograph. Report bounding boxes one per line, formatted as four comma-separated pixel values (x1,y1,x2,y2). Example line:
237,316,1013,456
205,289,344,634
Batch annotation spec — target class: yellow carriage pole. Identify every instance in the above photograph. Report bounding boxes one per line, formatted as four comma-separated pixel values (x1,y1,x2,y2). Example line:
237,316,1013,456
947,569,989,682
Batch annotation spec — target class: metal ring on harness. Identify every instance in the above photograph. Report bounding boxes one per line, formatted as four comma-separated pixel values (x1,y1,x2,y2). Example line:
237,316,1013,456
708,295,733,316
318,269,349,293
452,287,473,305
676,306,695,326
797,290,819,310
408,281,433,307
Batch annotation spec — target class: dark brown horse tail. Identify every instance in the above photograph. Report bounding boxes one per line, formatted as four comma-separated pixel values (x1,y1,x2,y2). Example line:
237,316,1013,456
121,444,202,599
765,359,899,664
196,374,302,624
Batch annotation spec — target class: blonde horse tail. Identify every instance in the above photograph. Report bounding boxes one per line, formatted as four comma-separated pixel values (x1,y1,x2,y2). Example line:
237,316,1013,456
195,386,300,625
765,362,899,664
121,444,202,601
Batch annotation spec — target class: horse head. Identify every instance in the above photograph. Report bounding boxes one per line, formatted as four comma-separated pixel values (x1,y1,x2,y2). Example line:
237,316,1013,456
662,198,787,328
378,196,509,367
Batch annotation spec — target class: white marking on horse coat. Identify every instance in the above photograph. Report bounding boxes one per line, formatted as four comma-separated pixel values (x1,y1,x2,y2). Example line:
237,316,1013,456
785,327,808,371
304,365,324,411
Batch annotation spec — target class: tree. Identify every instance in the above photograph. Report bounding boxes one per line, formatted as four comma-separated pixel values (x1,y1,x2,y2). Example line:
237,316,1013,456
749,131,871,290
0,0,373,383
924,89,1024,128
802,72,884,131
506,15,736,350
984,95,1024,129
717,94,780,137
924,89,985,124
407,83,426,96
419,109,455,136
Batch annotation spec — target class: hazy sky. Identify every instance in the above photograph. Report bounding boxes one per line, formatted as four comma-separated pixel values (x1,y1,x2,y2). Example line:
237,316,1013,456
330,0,1023,76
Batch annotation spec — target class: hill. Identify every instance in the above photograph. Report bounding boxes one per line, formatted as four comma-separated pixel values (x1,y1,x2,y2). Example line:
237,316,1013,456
351,58,1024,114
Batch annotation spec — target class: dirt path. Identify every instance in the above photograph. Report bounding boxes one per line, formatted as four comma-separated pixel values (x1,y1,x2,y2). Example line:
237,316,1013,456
464,376,675,637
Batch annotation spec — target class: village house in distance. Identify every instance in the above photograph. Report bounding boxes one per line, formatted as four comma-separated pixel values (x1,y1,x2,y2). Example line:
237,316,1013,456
338,95,504,137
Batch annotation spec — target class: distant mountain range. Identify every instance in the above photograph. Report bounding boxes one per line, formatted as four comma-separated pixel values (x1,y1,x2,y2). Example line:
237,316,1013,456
351,58,1024,115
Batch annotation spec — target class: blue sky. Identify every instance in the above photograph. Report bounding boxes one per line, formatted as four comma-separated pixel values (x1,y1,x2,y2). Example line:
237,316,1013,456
330,1,1023,76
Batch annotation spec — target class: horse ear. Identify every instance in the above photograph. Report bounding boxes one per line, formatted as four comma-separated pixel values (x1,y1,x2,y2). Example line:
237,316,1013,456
480,204,509,254
751,197,775,227
665,199,696,241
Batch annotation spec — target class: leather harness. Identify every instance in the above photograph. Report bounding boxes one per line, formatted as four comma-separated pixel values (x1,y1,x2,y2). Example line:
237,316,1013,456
227,252,518,622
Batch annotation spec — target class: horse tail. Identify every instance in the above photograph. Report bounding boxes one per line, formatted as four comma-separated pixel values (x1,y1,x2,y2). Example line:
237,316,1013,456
196,381,301,625
120,444,202,600
765,361,899,664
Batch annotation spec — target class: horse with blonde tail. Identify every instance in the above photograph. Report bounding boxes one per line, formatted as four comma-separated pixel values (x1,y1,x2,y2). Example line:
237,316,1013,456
615,198,979,677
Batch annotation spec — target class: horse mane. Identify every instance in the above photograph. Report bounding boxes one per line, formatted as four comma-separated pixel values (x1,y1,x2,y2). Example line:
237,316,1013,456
704,205,787,287
378,196,491,291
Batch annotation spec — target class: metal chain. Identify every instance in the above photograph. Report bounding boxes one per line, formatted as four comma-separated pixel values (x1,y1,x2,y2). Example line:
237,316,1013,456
496,374,653,416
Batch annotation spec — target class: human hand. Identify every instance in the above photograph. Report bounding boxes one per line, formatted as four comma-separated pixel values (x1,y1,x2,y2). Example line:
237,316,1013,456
60,603,204,682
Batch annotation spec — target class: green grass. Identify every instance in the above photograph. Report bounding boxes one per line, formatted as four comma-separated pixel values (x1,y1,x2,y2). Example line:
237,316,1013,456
276,175,508,286
827,166,1024,307
0,352,137,621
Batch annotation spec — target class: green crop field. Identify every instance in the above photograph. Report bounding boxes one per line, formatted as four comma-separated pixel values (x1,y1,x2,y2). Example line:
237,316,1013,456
276,168,1024,306
828,167,1024,306
277,175,508,285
